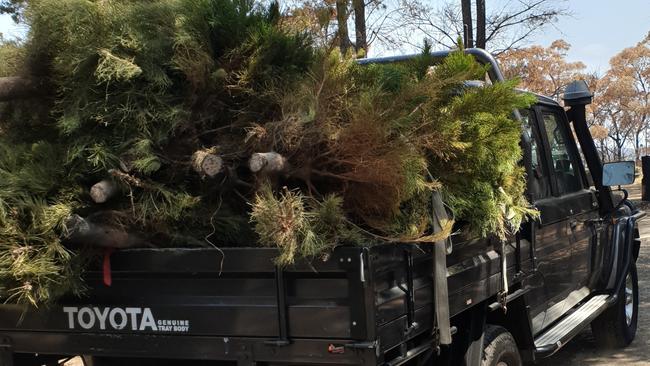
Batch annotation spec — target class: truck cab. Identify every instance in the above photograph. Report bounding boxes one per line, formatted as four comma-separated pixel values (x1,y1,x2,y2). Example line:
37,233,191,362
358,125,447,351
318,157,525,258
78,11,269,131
0,49,644,366
522,93,603,336
475,82,644,365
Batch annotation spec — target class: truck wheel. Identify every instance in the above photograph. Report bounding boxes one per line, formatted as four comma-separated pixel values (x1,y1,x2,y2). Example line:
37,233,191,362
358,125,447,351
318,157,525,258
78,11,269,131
591,262,638,348
481,326,522,366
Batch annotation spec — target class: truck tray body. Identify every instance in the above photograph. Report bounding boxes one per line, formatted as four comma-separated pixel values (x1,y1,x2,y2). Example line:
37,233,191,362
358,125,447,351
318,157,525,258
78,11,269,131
0,240,523,365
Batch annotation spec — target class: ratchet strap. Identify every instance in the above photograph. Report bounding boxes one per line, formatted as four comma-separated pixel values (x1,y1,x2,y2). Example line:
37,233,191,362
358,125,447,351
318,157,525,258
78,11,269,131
431,190,452,345
498,238,508,312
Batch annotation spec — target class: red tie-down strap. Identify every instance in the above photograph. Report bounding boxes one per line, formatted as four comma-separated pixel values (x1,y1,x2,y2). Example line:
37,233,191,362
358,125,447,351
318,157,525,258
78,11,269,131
103,248,115,287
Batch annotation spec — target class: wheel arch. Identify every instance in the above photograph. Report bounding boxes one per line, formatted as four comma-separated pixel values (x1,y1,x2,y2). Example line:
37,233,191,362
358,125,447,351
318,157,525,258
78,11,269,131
485,293,536,363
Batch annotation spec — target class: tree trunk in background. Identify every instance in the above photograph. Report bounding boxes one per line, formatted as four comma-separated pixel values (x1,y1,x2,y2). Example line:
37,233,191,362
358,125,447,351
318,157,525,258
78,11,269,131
461,0,473,48
615,138,623,161
335,0,351,53
636,129,643,162
352,0,367,56
476,0,486,49
0,76,43,101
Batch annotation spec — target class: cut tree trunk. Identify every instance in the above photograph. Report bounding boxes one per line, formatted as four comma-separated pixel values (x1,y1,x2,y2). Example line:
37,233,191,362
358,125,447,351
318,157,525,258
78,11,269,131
64,214,144,249
248,152,288,174
192,149,223,177
90,179,118,203
0,76,45,101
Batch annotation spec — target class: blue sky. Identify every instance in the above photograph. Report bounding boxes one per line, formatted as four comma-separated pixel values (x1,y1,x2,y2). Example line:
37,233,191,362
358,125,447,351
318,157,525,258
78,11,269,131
0,0,648,74
531,0,650,74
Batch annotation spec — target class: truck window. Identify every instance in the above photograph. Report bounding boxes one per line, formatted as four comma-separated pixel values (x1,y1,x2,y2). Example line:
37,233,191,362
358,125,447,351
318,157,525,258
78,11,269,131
541,112,583,195
521,109,551,199
569,125,595,188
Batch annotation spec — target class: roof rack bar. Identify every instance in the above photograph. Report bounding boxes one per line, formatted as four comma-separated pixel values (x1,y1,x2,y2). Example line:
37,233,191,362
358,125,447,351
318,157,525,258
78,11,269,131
357,48,505,83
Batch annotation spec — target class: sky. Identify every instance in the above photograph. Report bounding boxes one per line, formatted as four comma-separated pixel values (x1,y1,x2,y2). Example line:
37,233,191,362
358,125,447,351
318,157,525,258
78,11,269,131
0,0,648,74
530,0,650,74
0,13,24,40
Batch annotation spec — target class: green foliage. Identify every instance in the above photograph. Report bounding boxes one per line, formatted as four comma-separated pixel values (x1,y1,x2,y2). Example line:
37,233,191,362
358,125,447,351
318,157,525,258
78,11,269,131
0,140,85,305
250,185,355,265
433,78,537,237
394,52,536,238
0,38,23,77
0,0,315,304
275,47,536,241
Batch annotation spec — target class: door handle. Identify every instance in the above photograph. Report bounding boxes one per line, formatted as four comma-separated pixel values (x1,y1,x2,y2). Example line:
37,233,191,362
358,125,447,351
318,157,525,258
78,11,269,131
569,220,578,230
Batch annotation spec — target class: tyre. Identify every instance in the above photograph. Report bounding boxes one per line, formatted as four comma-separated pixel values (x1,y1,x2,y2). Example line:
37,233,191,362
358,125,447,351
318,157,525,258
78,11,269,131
591,261,638,348
481,325,522,366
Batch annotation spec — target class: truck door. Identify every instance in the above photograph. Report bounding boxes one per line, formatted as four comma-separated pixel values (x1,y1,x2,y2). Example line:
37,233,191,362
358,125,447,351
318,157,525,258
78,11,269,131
520,108,555,334
523,106,573,333
548,111,600,290
534,106,598,330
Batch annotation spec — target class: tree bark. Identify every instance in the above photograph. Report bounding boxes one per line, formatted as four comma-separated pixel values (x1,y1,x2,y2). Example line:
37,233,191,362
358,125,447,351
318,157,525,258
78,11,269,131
352,0,367,56
335,0,351,53
461,0,473,48
249,152,288,174
0,76,44,102
90,179,118,203
191,149,223,177
475,0,486,49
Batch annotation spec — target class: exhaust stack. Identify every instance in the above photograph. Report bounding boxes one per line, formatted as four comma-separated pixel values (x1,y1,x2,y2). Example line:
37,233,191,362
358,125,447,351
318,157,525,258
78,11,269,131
563,80,613,211
563,80,593,107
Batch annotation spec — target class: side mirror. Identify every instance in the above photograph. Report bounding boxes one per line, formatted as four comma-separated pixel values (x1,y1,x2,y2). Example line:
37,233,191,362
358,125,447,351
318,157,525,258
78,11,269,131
602,161,635,186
